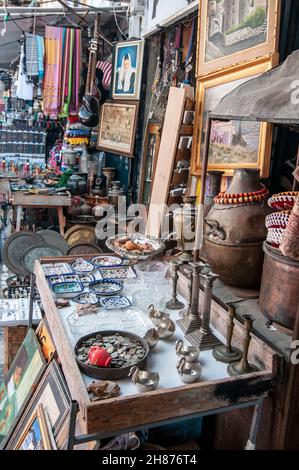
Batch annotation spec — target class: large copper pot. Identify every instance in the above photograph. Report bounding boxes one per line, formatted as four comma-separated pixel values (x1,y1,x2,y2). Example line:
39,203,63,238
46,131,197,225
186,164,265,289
259,242,299,330
203,168,270,288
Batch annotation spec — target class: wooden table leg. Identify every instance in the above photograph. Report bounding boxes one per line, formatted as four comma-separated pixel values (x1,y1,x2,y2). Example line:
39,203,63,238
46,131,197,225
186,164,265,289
57,207,66,235
16,205,22,231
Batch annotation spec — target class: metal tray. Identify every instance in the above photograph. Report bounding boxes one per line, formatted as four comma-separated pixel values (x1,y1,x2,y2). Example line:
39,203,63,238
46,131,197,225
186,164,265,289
2,231,45,275
64,225,96,247
67,243,102,256
22,245,63,274
37,230,69,255
74,330,149,380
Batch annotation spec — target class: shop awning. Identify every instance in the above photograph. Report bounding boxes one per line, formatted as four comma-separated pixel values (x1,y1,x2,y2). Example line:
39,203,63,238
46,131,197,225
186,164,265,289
210,50,299,127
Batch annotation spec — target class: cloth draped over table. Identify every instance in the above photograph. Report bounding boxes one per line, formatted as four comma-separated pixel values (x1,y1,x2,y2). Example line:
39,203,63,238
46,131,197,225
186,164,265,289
43,26,82,119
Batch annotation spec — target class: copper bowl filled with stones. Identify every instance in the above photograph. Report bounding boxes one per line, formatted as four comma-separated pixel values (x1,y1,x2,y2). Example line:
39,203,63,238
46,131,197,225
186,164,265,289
74,330,149,380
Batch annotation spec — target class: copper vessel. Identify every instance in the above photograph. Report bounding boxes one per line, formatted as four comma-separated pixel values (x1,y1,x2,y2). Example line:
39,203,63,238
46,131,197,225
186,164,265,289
203,169,270,288
259,242,299,330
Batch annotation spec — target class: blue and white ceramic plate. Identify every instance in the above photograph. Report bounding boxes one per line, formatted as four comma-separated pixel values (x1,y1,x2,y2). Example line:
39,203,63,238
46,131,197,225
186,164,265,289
72,292,99,305
97,265,137,280
92,255,122,267
99,295,132,310
89,279,123,297
77,272,95,285
52,281,84,299
72,258,94,273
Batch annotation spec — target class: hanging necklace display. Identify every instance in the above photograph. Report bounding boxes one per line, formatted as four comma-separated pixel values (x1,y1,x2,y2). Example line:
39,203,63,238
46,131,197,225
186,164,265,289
79,15,100,128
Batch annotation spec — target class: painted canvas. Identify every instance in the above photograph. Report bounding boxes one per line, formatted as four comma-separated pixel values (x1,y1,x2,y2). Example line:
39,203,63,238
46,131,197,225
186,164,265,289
0,329,45,448
198,0,280,75
205,0,269,62
112,40,144,100
98,101,138,156
15,405,53,450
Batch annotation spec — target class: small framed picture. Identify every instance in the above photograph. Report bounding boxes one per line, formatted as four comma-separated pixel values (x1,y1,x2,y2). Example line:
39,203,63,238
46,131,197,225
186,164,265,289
112,39,144,100
14,404,54,450
97,101,139,157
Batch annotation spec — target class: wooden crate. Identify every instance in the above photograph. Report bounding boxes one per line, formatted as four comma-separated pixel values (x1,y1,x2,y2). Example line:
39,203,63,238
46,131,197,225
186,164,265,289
35,255,280,437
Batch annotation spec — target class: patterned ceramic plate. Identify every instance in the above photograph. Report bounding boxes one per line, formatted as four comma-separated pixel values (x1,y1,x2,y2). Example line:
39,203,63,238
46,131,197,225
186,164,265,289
99,296,132,310
43,263,73,276
89,279,123,297
71,258,94,273
51,281,84,299
72,292,99,305
97,265,137,280
77,273,95,285
92,255,122,267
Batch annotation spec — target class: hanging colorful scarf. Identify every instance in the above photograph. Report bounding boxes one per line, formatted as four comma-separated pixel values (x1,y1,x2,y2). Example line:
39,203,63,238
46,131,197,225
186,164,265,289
43,26,63,118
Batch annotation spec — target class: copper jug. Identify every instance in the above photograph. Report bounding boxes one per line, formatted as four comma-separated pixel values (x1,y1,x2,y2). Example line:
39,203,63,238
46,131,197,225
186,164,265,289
203,168,271,288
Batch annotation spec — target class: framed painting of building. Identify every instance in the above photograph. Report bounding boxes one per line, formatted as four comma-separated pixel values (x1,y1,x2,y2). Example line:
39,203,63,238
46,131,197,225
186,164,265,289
112,40,144,100
197,0,280,76
97,101,139,157
191,59,276,176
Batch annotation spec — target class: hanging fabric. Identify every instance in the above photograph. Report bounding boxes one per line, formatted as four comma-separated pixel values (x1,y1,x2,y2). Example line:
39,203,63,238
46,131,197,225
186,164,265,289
43,25,82,118
16,40,34,101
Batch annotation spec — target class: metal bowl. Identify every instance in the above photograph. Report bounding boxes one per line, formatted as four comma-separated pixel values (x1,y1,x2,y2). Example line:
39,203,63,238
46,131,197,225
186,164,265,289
74,330,149,380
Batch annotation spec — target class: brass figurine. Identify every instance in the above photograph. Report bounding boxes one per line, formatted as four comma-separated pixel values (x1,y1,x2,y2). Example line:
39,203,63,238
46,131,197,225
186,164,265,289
129,366,159,392
175,339,200,362
143,328,159,349
176,357,202,383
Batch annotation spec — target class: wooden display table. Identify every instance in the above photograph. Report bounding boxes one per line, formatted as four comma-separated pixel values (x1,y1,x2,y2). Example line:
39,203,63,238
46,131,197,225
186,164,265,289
12,193,72,235
34,255,279,446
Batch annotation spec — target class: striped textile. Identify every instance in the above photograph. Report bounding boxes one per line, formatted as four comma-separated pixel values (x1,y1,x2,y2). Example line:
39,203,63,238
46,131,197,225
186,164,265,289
97,60,112,89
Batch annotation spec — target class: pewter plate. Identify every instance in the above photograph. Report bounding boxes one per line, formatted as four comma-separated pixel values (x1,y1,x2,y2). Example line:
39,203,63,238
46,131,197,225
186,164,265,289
2,231,45,275
37,229,69,255
74,330,149,380
22,245,63,274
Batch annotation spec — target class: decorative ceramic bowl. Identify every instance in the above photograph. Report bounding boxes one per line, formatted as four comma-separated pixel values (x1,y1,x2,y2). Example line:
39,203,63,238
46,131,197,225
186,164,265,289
72,258,94,273
43,263,73,276
89,279,123,297
135,260,168,283
106,233,166,261
77,273,95,286
52,281,84,299
72,292,99,305
97,265,137,280
99,295,132,310
92,255,123,267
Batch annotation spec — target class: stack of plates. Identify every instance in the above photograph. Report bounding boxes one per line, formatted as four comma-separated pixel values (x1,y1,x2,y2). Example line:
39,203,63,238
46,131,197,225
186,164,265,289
3,230,69,275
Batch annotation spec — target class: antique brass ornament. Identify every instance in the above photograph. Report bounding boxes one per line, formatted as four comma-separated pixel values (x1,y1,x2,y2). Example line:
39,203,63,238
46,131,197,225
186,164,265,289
212,305,242,363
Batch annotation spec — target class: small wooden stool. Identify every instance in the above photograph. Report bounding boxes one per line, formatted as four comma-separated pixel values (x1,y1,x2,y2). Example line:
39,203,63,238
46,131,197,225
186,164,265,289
12,193,72,235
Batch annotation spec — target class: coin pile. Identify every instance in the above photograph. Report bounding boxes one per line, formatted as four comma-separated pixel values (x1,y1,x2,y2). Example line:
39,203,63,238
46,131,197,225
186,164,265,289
76,333,146,369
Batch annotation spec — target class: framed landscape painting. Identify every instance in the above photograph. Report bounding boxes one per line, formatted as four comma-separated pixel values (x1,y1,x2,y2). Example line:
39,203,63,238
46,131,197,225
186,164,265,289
112,40,144,100
191,59,275,176
97,101,139,157
198,0,280,76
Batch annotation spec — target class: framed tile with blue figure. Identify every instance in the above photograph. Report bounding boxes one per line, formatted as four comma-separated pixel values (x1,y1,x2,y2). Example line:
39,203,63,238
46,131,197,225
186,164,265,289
112,39,144,100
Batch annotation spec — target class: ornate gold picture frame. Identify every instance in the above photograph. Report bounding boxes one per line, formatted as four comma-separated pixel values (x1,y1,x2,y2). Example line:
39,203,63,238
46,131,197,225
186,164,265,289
197,0,280,77
191,58,277,176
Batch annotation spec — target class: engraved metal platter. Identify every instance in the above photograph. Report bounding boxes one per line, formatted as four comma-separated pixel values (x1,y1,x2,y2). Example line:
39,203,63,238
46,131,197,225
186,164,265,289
67,243,103,256
2,231,45,275
64,225,96,247
22,245,63,274
74,330,149,380
37,229,69,255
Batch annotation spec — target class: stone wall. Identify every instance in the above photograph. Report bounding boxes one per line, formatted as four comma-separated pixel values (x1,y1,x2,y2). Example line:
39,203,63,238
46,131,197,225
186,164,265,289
223,22,267,46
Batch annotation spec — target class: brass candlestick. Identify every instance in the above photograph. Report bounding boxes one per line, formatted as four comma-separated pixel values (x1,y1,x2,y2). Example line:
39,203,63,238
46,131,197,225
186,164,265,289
177,260,208,334
165,260,185,310
227,315,259,376
212,305,242,363
186,271,222,350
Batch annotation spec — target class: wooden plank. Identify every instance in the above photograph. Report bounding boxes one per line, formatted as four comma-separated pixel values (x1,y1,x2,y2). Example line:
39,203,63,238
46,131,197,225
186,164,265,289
85,372,272,434
146,87,186,237
12,194,71,207
34,261,90,428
